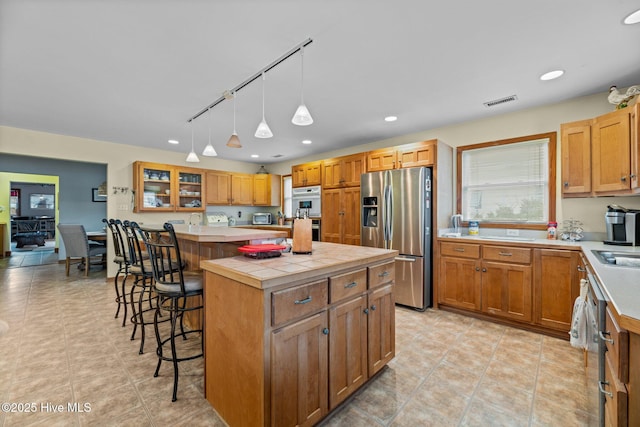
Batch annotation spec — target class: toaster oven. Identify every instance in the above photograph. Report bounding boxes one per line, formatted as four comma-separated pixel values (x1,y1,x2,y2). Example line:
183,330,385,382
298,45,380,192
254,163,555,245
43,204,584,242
252,213,272,225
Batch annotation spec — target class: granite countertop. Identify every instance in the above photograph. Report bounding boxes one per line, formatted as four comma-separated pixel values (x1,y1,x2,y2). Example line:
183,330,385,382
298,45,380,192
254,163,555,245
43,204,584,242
438,235,640,333
200,241,398,290
170,224,287,243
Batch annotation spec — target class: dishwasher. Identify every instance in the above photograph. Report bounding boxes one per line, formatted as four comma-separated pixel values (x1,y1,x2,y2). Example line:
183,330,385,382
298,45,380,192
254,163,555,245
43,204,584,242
585,262,606,427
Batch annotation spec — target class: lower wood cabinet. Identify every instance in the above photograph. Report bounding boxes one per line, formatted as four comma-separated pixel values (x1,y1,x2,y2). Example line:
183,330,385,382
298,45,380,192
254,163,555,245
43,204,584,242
272,311,329,427
532,248,580,332
438,240,579,337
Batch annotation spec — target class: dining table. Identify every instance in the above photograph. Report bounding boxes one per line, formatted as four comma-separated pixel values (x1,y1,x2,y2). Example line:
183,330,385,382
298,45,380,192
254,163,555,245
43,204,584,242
86,230,107,243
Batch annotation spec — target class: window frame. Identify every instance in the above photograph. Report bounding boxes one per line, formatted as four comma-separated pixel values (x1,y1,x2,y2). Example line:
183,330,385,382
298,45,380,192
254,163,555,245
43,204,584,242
456,132,557,230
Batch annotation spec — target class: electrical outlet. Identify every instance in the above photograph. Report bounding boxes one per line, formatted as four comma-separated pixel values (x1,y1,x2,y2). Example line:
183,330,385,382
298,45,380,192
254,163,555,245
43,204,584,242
506,229,519,236
238,211,242,218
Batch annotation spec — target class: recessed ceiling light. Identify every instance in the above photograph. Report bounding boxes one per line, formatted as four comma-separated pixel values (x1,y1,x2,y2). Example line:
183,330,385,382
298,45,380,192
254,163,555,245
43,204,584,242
624,9,640,24
540,70,564,81
251,154,259,158
384,116,398,122
168,139,179,144
302,139,312,145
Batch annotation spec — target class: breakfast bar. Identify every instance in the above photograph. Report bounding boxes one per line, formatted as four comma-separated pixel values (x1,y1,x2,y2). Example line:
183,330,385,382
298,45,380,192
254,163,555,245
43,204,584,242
200,242,398,427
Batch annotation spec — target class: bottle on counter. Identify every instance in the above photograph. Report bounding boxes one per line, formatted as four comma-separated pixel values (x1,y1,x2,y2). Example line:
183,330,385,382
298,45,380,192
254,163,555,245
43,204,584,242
469,221,479,235
547,221,557,239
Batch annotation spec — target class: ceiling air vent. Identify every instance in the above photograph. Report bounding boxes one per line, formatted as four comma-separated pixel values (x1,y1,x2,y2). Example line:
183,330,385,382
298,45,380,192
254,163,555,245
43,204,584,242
272,154,284,158
483,95,518,108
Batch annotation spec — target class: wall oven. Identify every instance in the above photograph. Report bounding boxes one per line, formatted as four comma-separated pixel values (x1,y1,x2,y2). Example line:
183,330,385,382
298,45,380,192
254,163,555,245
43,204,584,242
291,185,321,218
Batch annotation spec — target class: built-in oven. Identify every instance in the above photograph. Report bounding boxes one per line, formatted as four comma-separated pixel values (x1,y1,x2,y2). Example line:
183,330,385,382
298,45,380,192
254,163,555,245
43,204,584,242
292,185,321,218
585,261,606,427
311,219,321,241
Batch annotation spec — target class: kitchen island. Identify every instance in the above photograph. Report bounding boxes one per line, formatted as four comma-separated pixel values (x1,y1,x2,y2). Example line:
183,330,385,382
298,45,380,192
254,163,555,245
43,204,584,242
168,224,288,329
200,242,398,427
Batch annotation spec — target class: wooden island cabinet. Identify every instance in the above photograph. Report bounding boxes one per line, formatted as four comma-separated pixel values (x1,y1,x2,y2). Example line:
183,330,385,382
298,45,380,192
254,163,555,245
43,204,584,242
201,242,397,427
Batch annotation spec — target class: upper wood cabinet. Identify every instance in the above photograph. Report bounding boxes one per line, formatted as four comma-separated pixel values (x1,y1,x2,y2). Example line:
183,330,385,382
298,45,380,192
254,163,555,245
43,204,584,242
366,140,435,172
133,161,205,213
205,171,231,205
322,153,365,188
592,108,631,193
560,120,592,196
253,174,281,206
292,161,322,187
561,105,638,197
231,174,253,205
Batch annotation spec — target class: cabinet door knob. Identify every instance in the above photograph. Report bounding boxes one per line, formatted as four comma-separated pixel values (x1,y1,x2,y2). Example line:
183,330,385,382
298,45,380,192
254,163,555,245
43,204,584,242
322,328,329,335
631,174,637,179
621,176,627,182
370,305,377,311
482,268,487,272
475,266,480,271
563,182,569,187
363,308,369,314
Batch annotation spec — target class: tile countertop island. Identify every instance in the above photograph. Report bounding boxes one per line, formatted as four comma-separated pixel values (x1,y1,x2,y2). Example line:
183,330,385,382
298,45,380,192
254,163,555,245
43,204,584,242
438,235,640,334
200,242,399,427
170,223,288,244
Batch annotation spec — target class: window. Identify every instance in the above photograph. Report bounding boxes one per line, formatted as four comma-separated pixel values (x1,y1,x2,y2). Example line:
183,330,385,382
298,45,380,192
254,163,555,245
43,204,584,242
282,175,293,218
457,132,556,229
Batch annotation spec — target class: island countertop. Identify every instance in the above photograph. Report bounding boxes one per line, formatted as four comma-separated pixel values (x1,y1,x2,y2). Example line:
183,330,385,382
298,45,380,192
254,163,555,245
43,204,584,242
170,224,287,243
200,241,399,290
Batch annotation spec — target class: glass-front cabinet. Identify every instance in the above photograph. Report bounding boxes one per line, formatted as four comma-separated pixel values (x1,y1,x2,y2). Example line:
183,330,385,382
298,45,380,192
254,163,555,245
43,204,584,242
176,168,204,211
133,162,205,213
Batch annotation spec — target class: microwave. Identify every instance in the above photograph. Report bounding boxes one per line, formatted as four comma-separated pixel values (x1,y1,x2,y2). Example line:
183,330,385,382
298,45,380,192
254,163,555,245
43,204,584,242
252,212,272,225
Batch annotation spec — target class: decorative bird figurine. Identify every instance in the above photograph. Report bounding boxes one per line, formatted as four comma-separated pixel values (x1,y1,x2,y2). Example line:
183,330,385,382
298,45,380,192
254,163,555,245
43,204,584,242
608,85,640,109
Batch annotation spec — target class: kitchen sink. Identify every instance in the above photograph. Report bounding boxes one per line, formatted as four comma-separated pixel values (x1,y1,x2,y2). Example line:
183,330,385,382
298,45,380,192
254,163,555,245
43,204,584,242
592,250,640,267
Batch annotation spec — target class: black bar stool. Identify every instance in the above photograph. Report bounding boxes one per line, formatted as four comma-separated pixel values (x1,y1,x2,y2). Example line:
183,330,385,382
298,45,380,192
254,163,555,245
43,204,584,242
135,222,203,402
103,218,130,326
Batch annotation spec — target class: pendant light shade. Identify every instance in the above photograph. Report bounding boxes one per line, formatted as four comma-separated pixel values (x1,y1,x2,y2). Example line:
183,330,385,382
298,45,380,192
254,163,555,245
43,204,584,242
202,108,218,156
292,46,313,126
255,72,273,138
186,121,200,162
226,91,242,148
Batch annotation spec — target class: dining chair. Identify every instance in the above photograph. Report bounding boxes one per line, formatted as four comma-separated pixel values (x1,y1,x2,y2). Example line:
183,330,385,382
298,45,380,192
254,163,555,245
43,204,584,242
57,224,107,276
135,222,203,402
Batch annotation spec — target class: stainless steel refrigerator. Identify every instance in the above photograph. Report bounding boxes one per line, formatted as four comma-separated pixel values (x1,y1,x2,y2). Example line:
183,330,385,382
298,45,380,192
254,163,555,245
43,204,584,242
361,167,432,310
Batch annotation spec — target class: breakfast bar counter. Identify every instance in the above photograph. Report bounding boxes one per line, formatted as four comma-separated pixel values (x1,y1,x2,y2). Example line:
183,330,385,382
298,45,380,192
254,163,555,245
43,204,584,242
200,242,398,427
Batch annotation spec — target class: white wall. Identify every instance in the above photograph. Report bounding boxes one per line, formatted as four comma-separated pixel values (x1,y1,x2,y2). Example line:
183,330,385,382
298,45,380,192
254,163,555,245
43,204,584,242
269,91,640,234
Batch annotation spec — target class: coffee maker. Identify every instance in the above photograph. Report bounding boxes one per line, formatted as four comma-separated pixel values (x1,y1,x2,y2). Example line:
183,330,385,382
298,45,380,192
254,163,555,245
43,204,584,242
604,205,640,246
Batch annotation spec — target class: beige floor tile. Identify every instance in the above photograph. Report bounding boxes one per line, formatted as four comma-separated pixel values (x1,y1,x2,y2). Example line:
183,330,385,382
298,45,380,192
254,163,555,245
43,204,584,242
0,262,598,426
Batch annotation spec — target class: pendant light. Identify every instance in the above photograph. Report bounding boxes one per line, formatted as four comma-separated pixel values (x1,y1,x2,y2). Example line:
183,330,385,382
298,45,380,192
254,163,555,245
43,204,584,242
254,72,273,138
226,91,242,148
202,108,217,156
186,120,200,162
291,46,313,126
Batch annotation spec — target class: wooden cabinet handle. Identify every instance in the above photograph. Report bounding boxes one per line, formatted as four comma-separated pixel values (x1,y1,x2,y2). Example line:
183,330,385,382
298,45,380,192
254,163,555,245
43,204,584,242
498,252,512,257
294,296,312,305
344,281,357,289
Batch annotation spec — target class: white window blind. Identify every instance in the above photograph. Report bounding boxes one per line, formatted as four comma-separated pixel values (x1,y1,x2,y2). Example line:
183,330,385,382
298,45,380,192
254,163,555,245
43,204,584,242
461,138,549,224
283,176,293,218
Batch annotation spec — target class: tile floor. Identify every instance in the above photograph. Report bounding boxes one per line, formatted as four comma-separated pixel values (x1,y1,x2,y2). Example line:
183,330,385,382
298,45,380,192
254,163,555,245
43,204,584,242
0,262,597,426
0,240,58,269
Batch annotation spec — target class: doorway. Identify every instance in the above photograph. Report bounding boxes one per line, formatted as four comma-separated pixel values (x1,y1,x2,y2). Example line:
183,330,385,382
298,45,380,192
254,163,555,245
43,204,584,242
0,173,60,268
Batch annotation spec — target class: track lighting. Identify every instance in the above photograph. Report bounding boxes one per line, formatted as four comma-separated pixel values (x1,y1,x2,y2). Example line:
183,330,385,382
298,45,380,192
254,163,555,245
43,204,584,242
226,92,241,148
292,46,313,126
186,121,200,162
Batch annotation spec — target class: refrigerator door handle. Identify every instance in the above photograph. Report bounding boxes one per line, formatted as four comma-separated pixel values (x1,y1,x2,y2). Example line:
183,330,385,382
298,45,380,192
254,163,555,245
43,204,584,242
387,183,393,244
395,256,416,262
383,184,391,248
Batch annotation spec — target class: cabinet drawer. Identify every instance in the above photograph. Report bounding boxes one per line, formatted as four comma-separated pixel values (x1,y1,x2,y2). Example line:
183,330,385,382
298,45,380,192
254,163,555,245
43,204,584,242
603,352,628,427
604,306,629,383
440,242,480,259
272,279,328,326
483,246,531,264
368,261,395,288
329,269,367,303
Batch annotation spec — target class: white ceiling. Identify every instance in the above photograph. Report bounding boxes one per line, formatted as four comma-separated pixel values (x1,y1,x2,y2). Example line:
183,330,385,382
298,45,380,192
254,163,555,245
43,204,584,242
1,1,639,165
